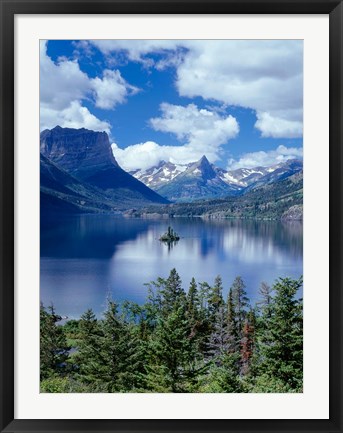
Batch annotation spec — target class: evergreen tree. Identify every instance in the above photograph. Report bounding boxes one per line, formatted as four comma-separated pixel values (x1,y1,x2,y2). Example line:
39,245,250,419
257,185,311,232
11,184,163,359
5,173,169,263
227,288,238,345
187,277,199,319
207,305,234,359
146,304,203,392
258,281,273,320
205,305,242,392
97,301,138,392
207,275,225,321
240,310,256,376
204,351,241,393
259,277,303,390
230,276,250,338
75,309,104,388
198,281,211,312
39,270,303,394
40,304,70,380
159,268,186,315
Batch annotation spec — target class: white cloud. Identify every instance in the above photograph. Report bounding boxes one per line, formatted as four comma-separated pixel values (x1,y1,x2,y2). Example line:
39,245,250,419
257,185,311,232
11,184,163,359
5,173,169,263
150,103,239,151
40,40,89,111
91,39,303,138
255,112,303,138
175,40,303,139
90,40,183,62
111,103,239,171
227,145,303,170
91,69,139,109
40,40,137,132
111,141,212,172
40,101,111,134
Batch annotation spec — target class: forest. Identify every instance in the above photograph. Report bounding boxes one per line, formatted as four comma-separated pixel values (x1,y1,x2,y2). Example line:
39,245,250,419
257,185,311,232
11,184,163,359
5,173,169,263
40,270,303,393
131,171,303,220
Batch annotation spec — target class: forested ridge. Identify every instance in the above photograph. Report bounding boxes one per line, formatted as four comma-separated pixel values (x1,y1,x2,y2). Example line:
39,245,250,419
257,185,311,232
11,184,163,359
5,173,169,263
132,171,303,220
41,270,303,393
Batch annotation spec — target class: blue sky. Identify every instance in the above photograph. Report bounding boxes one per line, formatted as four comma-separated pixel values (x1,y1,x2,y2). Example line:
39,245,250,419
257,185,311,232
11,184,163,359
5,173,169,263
40,40,303,170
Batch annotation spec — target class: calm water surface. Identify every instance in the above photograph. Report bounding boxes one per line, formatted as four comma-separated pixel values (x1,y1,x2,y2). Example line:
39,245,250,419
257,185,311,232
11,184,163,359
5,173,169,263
40,215,303,318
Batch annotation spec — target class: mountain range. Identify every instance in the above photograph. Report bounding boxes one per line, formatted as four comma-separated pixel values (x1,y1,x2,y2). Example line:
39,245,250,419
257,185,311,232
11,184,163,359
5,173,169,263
40,126,168,216
40,126,303,217
132,155,303,202
133,170,303,221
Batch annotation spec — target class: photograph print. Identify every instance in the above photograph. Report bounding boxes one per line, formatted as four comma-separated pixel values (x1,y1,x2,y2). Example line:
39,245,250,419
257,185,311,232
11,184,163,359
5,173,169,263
40,39,303,393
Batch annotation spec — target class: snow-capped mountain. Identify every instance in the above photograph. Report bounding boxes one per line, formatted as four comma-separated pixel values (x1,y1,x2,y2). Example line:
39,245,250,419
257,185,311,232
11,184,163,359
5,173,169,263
241,159,303,191
131,156,303,202
216,166,274,188
134,156,242,202
130,160,189,190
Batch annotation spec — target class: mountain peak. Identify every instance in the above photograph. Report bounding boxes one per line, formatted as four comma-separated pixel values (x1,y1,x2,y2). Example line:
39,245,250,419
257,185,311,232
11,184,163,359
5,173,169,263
198,155,210,165
189,155,216,180
40,126,168,206
40,126,119,178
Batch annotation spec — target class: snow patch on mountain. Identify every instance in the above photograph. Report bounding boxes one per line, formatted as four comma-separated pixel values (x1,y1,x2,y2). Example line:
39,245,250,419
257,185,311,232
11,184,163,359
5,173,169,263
131,156,303,201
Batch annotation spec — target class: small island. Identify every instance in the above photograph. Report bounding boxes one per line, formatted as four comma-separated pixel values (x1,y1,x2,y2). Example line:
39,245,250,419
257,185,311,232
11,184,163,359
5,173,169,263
159,226,180,242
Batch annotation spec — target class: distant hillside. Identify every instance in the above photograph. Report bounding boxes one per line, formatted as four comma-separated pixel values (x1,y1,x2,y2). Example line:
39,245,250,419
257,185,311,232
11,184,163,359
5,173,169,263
132,156,303,202
40,153,117,216
40,127,168,214
133,171,303,220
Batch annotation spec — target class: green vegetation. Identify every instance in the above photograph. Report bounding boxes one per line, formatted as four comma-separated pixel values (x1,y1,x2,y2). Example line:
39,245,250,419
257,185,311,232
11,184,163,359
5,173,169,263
40,270,303,393
136,172,303,220
159,226,180,242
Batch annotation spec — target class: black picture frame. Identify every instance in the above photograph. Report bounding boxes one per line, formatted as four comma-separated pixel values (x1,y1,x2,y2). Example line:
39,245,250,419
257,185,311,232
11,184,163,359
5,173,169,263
1,1,342,432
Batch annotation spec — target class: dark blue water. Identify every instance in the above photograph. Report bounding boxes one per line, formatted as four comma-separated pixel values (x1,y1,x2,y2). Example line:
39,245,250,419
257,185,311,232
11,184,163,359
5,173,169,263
40,215,303,318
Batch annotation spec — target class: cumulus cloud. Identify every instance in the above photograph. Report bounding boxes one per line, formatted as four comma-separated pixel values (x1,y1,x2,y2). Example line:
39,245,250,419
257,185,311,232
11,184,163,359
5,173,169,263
254,112,303,138
175,40,303,139
111,103,239,171
111,141,212,172
150,103,239,149
40,101,111,134
90,40,184,62
40,40,89,111
40,41,137,132
91,69,139,109
227,145,303,170
91,39,303,138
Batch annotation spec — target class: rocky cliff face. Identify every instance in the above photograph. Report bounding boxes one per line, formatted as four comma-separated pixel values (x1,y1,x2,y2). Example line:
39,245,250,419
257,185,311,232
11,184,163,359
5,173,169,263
40,126,119,180
40,126,168,205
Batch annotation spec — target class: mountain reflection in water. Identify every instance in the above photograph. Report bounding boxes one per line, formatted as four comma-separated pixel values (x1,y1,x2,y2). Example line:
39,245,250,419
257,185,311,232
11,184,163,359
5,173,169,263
41,215,302,318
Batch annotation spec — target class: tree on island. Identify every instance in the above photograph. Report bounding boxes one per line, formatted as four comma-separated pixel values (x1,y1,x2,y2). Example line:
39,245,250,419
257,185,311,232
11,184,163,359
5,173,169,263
159,226,180,242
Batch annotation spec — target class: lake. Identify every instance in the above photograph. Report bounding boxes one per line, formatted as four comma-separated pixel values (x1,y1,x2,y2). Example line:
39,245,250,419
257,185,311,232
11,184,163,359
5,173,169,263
40,215,303,318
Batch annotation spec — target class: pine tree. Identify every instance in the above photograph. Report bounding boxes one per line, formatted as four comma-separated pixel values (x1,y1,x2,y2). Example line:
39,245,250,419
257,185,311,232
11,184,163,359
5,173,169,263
207,306,234,359
258,281,273,319
146,304,203,392
159,268,186,315
230,276,250,338
259,277,303,390
204,306,241,393
207,275,225,321
227,287,238,345
40,304,70,380
204,351,241,393
240,310,256,376
187,277,199,319
95,301,132,391
198,281,211,312
75,309,104,388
